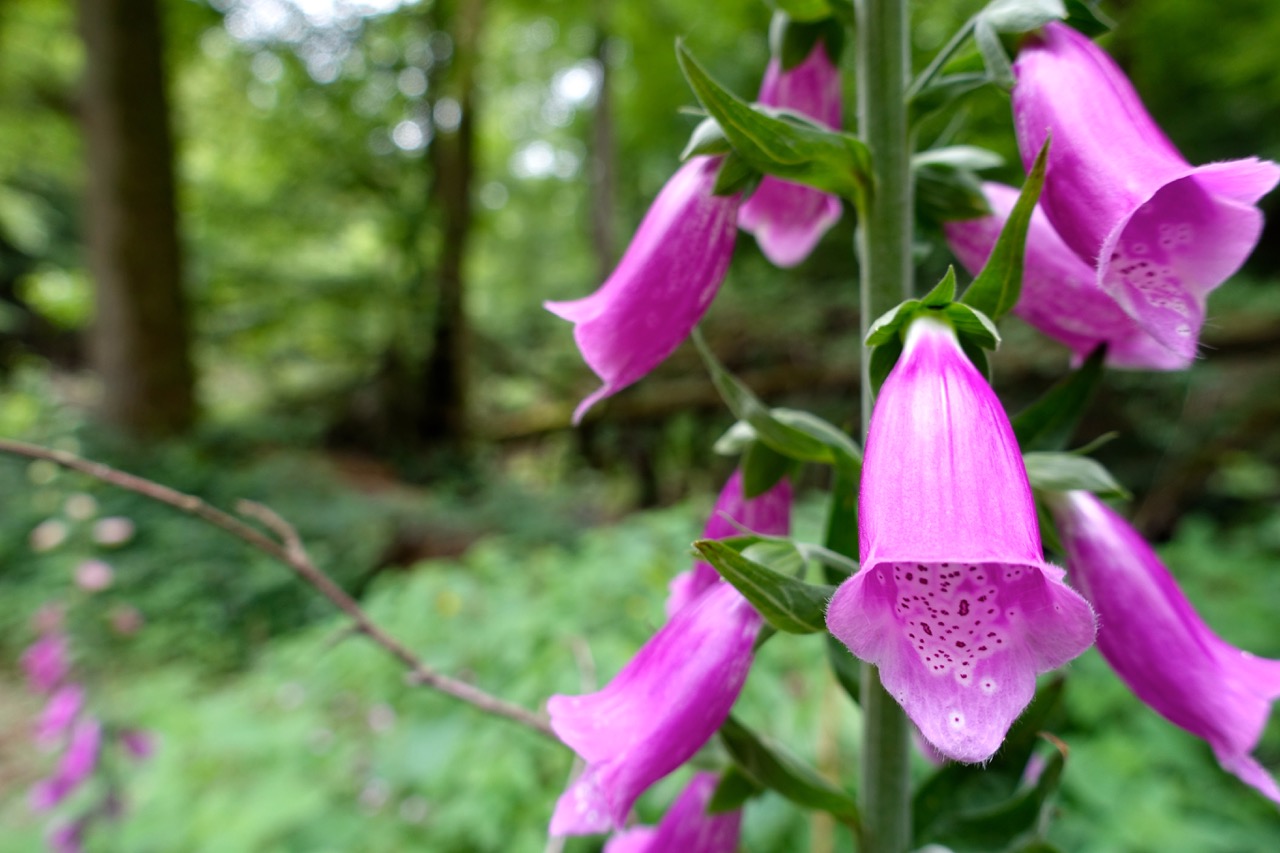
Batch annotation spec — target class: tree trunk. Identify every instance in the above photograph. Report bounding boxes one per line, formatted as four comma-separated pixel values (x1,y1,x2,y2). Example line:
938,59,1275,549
419,0,484,447
78,0,194,437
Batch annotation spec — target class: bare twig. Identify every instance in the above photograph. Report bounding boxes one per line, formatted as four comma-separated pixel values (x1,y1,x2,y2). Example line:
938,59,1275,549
0,437,555,739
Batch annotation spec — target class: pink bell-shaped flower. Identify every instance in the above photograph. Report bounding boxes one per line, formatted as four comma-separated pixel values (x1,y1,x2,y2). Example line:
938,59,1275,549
946,182,1185,370
1048,490,1280,803
603,772,742,853
549,471,791,835
1012,22,1279,363
21,632,69,694
825,316,1096,762
548,583,762,835
666,469,793,618
738,42,843,267
30,717,102,812
546,156,740,422
34,683,85,747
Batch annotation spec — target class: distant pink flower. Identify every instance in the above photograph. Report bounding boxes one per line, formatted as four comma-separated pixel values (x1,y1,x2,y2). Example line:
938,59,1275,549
946,182,1185,370
603,772,741,853
738,42,843,267
74,559,114,592
92,516,135,547
30,717,102,812
666,469,793,618
47,820,85,853
29,519,69,553
35,684,85,747
546,156,740,422
826,316,1095,762
1013,22,1279,363
21,633,69,694
1050,490,1280,803
548,582,763,835
120,730,156,761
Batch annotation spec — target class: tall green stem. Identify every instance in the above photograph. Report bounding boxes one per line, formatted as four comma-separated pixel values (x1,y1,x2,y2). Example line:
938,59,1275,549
855,0,914,851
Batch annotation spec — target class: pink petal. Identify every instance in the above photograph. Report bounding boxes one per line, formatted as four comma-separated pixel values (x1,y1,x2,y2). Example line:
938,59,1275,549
738,44,844,267
666,469,793,618
1050,491,1280,802
601,772,741,853
946,182,1187,370
1012,23,1279,363
545,156,740,423
548,585,761,835
827,317,1095,762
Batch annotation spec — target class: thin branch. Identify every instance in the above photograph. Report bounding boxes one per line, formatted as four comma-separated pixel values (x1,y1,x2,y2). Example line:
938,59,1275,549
0,437,555,740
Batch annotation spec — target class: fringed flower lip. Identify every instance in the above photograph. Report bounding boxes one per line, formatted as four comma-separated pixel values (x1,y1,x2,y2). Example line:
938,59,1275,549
826,315,1096,763
1012,22,1280,363
545,155,740,423
1049,490,1280,803
945,182,1186,370
738,42,843,268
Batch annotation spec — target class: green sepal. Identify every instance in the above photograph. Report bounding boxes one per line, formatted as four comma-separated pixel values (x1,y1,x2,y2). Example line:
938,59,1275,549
714,151,762,196
694,539,834,634
914,147,1002,224
913,678,1067,850
707,765,765,814
718,715,861,824
1062,0,1113,36
960,138,1050,323
741,440,794,498
973,18,1015,88
979,0,1067,34
1023,451,1129,499
864,270,1000,394
771,12,846,70
677,42,871,204
694,331,862,471
681,116,734,160
1011,344,1106,452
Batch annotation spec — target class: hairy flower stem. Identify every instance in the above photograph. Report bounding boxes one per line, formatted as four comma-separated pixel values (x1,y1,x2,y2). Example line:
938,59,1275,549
855,0,914,850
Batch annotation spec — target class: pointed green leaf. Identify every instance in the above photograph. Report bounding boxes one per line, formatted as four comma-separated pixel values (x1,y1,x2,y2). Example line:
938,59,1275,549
1023,452,1130,499
708,765,765,813
694,540,833,634
741,540,807,578
713,420,758,455
677,42,871,203
1011,345,1106,451
913,146,1005,172
719,715,861,824
960,138,1049,322
694,332,862,469
865,299,922,346
979,0,1067,33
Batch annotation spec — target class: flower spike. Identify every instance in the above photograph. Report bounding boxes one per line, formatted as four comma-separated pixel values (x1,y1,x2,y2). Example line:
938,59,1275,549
826,315,1095,762
546,156,740,422
1012,23,1279,363
1049,490,1280,803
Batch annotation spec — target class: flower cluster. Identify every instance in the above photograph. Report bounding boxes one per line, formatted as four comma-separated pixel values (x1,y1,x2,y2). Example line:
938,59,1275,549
948,22,1278,369
21,614,153,852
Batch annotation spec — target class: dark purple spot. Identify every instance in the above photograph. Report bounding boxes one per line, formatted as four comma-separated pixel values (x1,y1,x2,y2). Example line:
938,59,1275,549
922,624,933,636
958,600,970,616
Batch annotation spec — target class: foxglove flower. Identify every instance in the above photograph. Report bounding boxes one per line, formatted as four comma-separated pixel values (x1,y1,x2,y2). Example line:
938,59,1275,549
22,633,69,694
1013,23,1279,362
603,772,742,853
35,684,85,747
546,156,740,422
1049,490,1280,802
31,717,102,811
946,182,1184,370
548,583,761,834
666,469,793,618
826,316,1095,762
738,42,843,267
